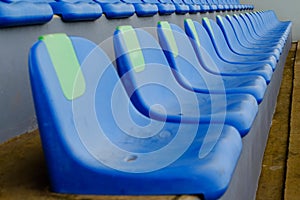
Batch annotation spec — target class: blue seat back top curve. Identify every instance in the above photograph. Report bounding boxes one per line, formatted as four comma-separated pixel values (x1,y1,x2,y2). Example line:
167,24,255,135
0,0,53,27
122,0,158,16
182,0,200,13
153,0,175,14
29,33,243,199
94,0,135,18
192,0,210,12
49,0,102,21
171,0,189,14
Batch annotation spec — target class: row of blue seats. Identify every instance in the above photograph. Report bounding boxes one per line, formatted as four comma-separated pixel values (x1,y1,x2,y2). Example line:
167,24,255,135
29,11,291,199
0,0,253,27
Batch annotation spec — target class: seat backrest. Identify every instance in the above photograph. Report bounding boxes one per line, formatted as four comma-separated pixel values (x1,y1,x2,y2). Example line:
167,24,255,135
232,14,255,40
202,17,235,59
225,15,250,45
0,0,54,27
239,13,259,36
30,33,137,160
216,15,241,51
157,21,223,92
95,0,135,18
114,25,200,121
184,18,225,70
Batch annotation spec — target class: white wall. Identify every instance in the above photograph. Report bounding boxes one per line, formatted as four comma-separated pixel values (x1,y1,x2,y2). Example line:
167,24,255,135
240,0,299,41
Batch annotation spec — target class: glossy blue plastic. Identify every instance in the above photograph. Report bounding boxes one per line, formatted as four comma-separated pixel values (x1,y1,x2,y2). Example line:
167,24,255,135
192,0,210,12
216,15,281,61
50,0,102,21
205,0,217,12
184,19,273,83
0,0,53,27
30,33,243,200
141,0,172,15
114,26,258,135
232,14,285,48
246,12,290,41
239,13,285,46
157,21,267,103
225,15,283,52
182,0,200,13
202,17,277,70
155,0,176,14
94,0,134,18
122,0,158,16
211,0,224,11
171,0,189,14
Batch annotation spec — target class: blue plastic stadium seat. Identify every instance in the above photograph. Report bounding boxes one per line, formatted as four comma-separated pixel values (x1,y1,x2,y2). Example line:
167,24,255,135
50,0,102,21
246,12,291,41
232,0,241,10
216,15,281,61
182,0,200,13
212,0,224,11
184,19,273,83
225,15,284,54
157,21,267,103
171,0,189,14
94,0,134,18
218,0,230,11
259,11,291,30
0,0,53,27
144,0,175,15
240,13,287,44
224,0,233,10
205,0,218,12
192,0,210,12
232,14,286,49
202,17,278,70
122,0,158,17
115,25,258,135
29,33,243,199
231,0,239,10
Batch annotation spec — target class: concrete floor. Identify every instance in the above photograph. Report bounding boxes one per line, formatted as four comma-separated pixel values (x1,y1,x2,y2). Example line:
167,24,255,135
0,43,299,200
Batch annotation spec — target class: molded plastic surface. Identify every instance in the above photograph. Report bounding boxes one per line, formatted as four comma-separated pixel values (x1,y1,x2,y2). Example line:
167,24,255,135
94,0,134,18
123,0,158,16
216,15,281,61
192,0,210,12
182,0,200,13
114,26,258,135
171,0,189,14
184,19,273,83
29,33,242,200
225,15,283,53
154,0,176,14
202,17,277,70
157,21,267,103
50,0,102,21
0,1,53,27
